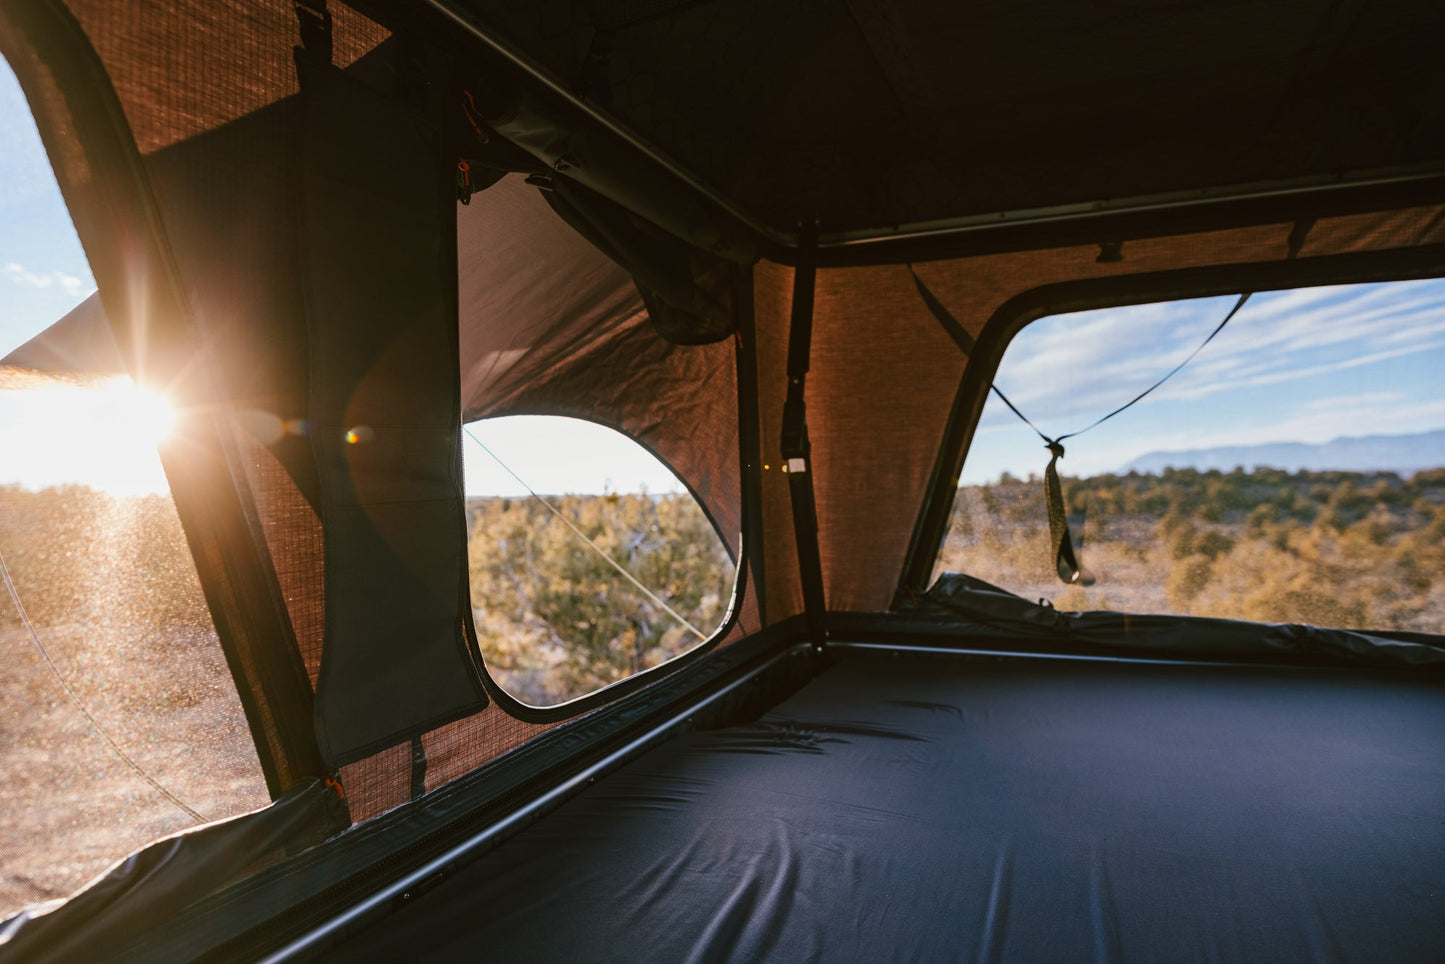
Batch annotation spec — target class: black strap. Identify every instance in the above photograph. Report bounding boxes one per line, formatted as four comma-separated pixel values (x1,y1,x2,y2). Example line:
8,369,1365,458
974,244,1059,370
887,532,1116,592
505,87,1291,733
1040,293,1249,585
784,225,828,646
410,735,427,800
1287,218,1316,261
907,265,975,354
1044,440,1093,586
1048,292,1251,448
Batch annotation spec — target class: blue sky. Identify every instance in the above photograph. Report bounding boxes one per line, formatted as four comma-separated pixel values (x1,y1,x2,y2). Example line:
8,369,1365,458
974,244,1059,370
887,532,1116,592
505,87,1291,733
963,282,1445,484
3,58,1443,497
0,62,95,359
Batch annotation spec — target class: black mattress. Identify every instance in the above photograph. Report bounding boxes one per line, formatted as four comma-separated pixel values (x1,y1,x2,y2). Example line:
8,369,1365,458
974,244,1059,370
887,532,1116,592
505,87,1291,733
337,650,1445,962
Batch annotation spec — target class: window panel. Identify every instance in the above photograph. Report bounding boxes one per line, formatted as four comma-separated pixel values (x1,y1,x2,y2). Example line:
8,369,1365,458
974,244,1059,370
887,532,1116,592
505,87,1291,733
463,416,737,707
936,280,1445,633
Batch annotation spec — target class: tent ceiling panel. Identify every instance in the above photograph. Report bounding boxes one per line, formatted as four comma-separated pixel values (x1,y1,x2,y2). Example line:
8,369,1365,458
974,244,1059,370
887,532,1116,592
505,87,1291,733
457,174,645,417
4,0,1445,952
457,0,1445,242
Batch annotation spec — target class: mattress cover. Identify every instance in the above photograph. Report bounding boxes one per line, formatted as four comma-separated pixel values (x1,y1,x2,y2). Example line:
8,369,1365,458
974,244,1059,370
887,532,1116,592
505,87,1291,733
337,651,1445,962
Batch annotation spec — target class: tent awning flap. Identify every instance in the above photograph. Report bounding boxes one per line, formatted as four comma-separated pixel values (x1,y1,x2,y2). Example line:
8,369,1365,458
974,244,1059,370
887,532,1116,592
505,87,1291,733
0,778,344,964
906,573,1445,670
0,292,123,383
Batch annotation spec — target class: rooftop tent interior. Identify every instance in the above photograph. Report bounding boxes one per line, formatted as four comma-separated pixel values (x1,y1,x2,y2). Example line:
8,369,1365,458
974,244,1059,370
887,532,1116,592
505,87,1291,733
0,0,1444,961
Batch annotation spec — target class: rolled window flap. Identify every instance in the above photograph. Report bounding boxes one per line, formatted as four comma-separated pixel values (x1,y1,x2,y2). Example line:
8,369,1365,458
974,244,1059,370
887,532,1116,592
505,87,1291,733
296,55,486,766
0,779,346,964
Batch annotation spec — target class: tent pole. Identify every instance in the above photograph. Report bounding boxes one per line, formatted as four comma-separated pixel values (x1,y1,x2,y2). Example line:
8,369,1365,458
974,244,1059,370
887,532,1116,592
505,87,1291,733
781,223,828,648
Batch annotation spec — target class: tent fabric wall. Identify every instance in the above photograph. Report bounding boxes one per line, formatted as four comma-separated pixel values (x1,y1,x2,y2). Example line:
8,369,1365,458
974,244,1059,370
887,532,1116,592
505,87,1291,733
800,211,1445,613
63,0,387,156
2,0,754,799
1,0,761,822
808,261,971,612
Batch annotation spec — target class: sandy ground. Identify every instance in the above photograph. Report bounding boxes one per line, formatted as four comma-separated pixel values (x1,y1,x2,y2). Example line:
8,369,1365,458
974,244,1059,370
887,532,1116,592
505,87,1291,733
0,623,269,917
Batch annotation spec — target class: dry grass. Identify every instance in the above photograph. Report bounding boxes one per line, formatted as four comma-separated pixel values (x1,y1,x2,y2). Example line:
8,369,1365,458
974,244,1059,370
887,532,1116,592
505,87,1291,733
935,472,1445,632
0,486,271,916
0,622,268,917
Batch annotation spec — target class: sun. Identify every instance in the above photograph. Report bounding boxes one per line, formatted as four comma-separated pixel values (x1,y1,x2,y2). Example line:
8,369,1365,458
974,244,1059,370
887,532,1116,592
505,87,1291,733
0,375,177,496
102,379,177,447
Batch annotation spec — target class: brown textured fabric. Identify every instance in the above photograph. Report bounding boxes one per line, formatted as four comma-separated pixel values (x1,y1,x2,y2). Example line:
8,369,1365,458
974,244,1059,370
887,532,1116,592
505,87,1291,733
338,741,413,823
65,0,386,154
338,703,562,821
808,263,969,612
1302,205,1445,256
235,435,326,688
801,211,1445,613
420,705,559,796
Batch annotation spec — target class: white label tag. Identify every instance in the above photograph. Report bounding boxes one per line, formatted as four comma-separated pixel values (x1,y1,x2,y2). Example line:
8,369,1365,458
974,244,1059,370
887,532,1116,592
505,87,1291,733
786,457,807,474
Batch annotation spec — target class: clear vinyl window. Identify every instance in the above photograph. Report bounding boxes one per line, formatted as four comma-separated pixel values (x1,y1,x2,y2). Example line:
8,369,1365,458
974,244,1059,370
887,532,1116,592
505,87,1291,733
463,416,737,707
936,280,1445,633
0,57,267,918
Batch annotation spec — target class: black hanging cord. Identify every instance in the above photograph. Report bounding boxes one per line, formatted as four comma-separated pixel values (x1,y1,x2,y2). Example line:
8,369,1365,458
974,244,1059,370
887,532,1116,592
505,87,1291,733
908,264,1252,584
1040,291,1251,450
987,384,1048,443
999,290,1250,585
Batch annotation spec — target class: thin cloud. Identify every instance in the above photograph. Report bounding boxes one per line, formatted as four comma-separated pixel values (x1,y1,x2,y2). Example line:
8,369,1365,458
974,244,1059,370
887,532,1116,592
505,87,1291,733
966,279,1445,480
989,280,1445,422
1298,391,1404,412
1162,337,1445,401
4,261,85,292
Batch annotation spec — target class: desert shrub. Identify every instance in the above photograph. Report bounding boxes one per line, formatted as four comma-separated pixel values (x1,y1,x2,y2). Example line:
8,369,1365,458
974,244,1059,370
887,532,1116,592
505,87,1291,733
937,466,1444,634
1166,556,1214,608
467,492,733,705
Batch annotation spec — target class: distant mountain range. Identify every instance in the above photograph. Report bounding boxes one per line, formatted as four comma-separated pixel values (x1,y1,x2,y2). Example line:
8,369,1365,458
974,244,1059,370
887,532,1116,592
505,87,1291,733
1121,428,1445,476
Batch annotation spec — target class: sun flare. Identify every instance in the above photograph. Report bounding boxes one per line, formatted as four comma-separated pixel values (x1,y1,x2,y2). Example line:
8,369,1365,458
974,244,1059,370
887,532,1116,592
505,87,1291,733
0,376,177,496
105,380,177,447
